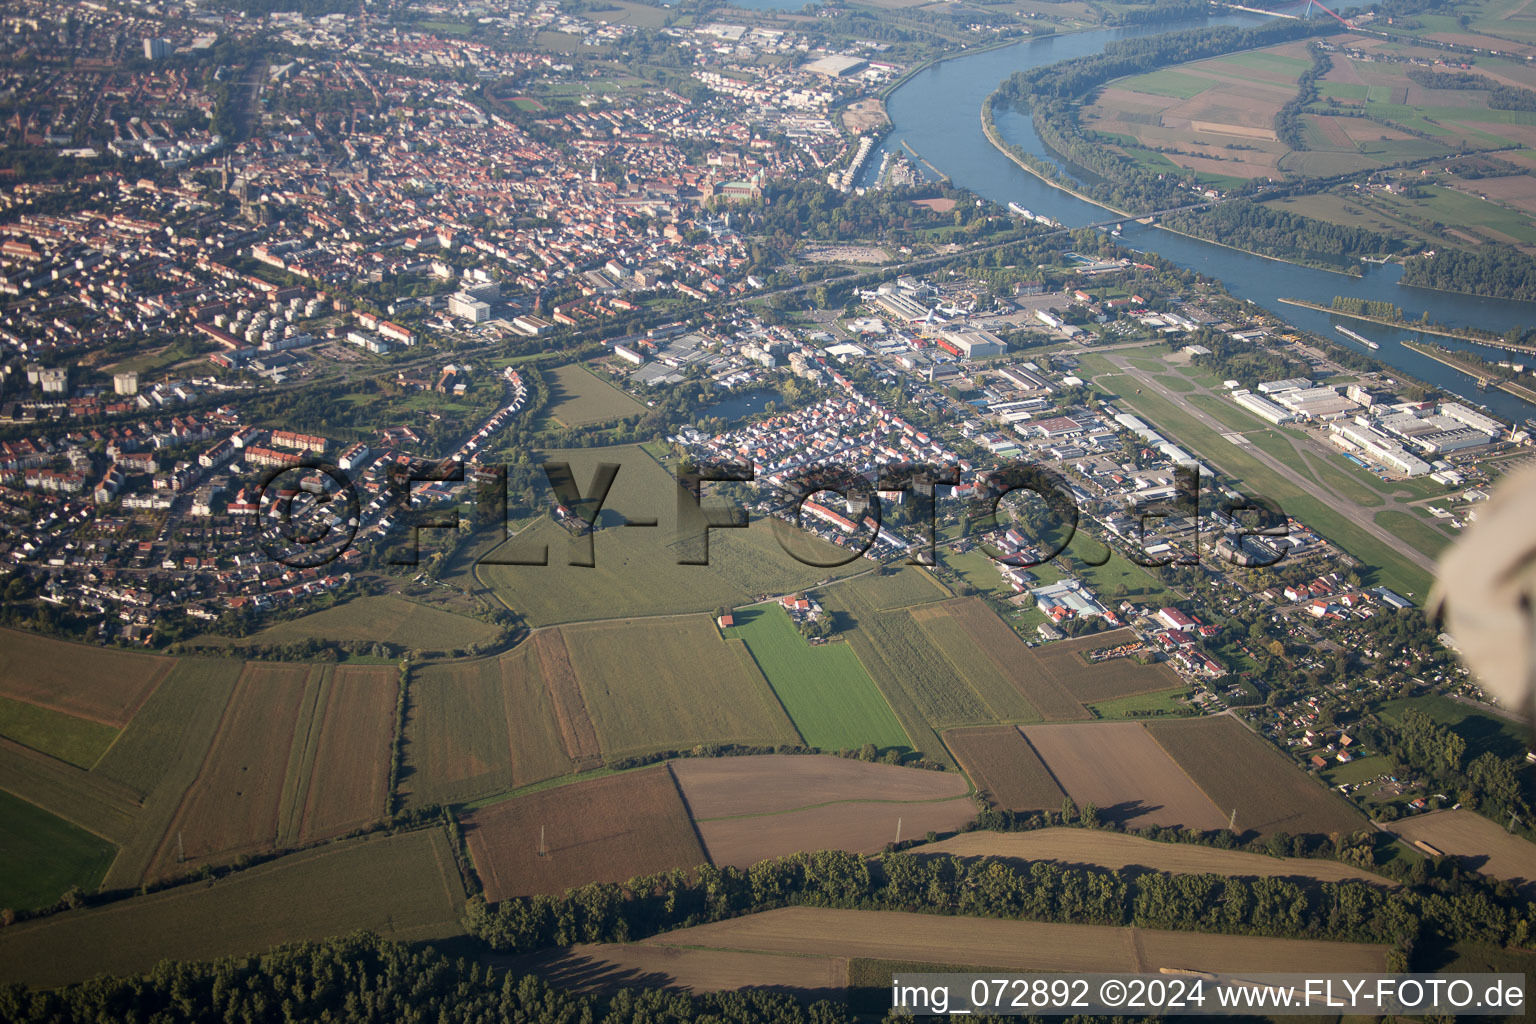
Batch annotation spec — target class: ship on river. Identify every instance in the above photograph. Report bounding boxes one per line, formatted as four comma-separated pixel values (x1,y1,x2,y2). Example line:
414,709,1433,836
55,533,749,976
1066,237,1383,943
1336,325,1379,350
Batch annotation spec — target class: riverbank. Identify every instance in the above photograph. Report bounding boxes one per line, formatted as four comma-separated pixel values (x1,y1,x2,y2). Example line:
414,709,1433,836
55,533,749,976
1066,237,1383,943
1275,297,1527,346
1403,341,1536,405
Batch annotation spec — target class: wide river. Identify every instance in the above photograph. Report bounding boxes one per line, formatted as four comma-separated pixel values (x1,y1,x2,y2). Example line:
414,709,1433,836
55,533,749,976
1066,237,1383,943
861,13,1536,421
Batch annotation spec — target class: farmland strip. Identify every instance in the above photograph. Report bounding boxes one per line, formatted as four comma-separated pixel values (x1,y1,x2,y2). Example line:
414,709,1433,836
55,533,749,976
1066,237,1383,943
0,737,139,843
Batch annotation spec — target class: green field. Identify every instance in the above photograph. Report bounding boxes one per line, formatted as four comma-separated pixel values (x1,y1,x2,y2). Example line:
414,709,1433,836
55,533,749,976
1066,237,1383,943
1088,687,1190,720
472,446,858,626
0,828,466,989
1119,68,1214,99
0,790,116,912
1379,695,1528,761
837,565,951,611
725,604,910,753
1320,753,1395,788
0,697,117,769
1069,548,1171,606
1374,508,1452,560
224,596,502,653
541,363,648,427
564,615,802,758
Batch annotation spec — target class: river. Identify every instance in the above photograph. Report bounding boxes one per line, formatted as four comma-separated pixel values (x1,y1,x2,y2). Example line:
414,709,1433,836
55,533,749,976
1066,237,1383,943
865,14,1536,421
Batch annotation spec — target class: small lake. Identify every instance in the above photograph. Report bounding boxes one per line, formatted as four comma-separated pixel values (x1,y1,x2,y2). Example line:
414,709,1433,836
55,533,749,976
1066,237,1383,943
701,387,786,421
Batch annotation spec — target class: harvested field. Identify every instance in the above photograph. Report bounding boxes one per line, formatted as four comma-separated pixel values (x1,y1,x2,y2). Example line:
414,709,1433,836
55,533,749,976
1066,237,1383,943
495,943,846,1000
1022,723,1228,831
464,766,706,900
670,754,969,819
527,630,600,766
0,829,466,989
0,628,171,728
919,828,1394,886
402,643,574,808
294,666,397,844
642,907,1386,974
563,616,800,759
945,726,1064,811
1147,716,1366,838
1034,629,1184,704
909,600,1040,721
1394,809,1536,890
150,663,314,876
696,797,977,868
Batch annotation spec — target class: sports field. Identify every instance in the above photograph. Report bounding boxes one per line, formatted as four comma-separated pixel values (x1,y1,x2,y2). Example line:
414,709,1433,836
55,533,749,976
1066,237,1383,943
542,362,647,427
0,828,466,989
724,604,908,752
562,615,801,758
1147,716,1367,837
463,766,706,899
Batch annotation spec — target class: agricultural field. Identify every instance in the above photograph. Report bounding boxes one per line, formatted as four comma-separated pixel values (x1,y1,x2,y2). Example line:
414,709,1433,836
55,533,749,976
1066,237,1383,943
672,754,975,867
723,604,909,753
562,615,800,758
402,641,576,809
0,627,170,727
639,907,1387,974
1393,809,1536,890
909,599,1042,722
0,790,117,912
463,767,706,900
1147,716,1367,838
0,828,466,989
0,695,117,769
472,446,855,626
498,943,847,1000
1034,629,1185,706
944,726,1064,811
837,565,951,611
921,828,1394,887
541,363,647,428
289,666,397,844
226,596,502,653
1022,722,1229,831
149,662,315,877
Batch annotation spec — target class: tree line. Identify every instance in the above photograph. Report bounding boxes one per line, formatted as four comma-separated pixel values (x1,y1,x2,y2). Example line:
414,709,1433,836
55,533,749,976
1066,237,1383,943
463,844,1536,963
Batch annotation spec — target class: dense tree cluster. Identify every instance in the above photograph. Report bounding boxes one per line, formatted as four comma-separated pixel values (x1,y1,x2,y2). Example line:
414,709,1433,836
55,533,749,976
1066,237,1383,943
0,932,852,1024
1160,201,1407,268
1405,68,1536,112
464,845,1536,960
1400,245,1536,301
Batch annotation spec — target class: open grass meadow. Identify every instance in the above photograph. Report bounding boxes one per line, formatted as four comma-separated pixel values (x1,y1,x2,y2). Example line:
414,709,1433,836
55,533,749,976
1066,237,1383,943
563,615,801,758
1147,716,1367,838
724,604,909,753
472,446,859,626
541,363,647,428
0,696,117,769
235,596,503,653
838,565,951,611
0,828,466,989
0,790,117,912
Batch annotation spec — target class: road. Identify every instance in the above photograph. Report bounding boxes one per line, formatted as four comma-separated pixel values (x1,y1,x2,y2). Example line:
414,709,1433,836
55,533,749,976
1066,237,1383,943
1104,353,1438,585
